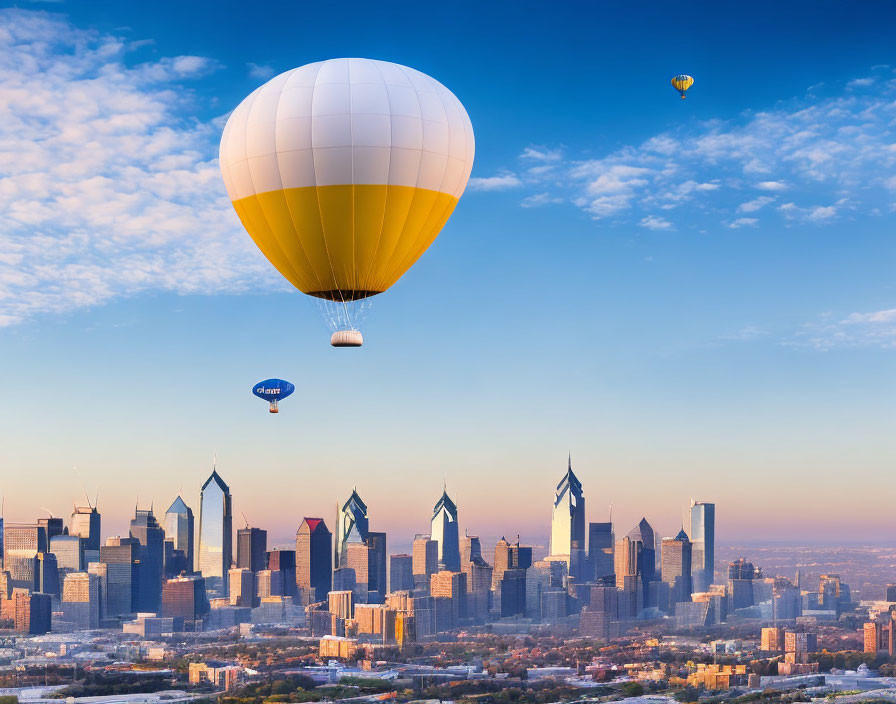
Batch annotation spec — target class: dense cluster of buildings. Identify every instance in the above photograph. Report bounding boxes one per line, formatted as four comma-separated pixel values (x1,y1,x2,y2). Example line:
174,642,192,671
0,457,860,644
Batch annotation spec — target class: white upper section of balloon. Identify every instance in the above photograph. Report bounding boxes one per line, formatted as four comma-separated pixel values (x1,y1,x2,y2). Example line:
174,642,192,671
220,58,476,201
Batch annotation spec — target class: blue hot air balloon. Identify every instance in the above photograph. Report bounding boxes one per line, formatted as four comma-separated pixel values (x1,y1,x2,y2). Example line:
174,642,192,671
252,378,295,413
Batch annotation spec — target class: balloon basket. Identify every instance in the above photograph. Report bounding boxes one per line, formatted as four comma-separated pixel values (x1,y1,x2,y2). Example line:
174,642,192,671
331,330,364,347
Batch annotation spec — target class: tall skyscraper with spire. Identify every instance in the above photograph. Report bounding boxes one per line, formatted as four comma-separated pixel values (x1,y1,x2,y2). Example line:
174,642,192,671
549,455,586,577
198,467,233,596
335,488,369,568
165,496,194,573
689,500,715,592
430,485,460,572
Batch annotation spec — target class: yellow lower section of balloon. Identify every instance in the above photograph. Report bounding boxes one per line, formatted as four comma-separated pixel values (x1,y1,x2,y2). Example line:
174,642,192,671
231,184,459,300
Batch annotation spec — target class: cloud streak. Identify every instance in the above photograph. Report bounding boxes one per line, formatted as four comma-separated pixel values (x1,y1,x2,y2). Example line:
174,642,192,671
0,9,275,326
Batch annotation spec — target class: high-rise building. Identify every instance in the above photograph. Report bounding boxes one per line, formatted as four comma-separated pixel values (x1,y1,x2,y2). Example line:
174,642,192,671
761,626,786,652
493,537,532,589
588,522,614,580
237,527,267,573
33,552,60,597
130,508,165,612
198,469,233,596
267,549,297,598
296,518,332,603
335,489,369,568
661,529,692,608
50,534,84,573
61,571,100,629
228,567,255,607
329,589,354,619
87,562,108,622
728,558,759,611
100,536,139,617
162,574,209,623
389,554,413,593
256,569,283,598
625,518,656,608
412,535,438,590
430,488,460,572
38,517,65,545
4,523,46,587
689,501,715,593
15,592,51,634
164,496,194,573
70,505,101,552
460,535,492,622
430,570,467,624
550,456,586,578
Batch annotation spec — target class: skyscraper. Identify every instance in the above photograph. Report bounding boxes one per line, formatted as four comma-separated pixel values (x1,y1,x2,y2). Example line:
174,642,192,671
389,554,413,592
411,534,438,593
335,489,369,568
62,572,100,629
33,552,60,597
236,527,267,573
4,523,45,588
588,522,614,580
70,505,101,552
550,456,586,577
198,469,233,596
661,529,693,608
37,517,65,545
161,574,209,624
50,534,84,573
430,488,460,572
267,549,297,598
164,496,194,573
130,507,165,612
689,500,715,593
296,517,332,602
100,536,139,617
623,518,656,609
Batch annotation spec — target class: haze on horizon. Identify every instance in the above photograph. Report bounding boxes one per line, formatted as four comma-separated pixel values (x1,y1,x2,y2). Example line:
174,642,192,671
0,1,895,546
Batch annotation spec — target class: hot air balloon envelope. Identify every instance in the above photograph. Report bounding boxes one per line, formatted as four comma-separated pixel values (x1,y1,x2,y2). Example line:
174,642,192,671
219,58,475,346
671,74,694,98
252,379,295,413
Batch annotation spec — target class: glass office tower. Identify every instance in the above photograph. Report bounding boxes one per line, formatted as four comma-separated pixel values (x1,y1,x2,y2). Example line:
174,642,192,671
198,470,233,596
689,500,715,592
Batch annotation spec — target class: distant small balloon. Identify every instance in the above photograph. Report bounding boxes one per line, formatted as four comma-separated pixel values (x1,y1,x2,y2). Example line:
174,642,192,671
252,378,295,414
671,74,694,99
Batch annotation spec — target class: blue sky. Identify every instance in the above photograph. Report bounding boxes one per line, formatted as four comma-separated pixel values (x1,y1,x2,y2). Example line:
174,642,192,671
1,1,895,547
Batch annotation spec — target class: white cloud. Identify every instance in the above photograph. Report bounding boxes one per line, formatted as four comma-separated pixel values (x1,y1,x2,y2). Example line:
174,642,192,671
792,308,896,349
247,62,275,80
639,215,673,231
467,172,522,191
847,77,876,89
0,9,273,326
737,196,774,213
521,192,563,208
756,180,788,191
728,217,758,229
520,146,563,162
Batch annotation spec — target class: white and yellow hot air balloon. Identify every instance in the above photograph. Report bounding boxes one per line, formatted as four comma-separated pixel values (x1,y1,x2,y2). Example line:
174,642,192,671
219,58,475,347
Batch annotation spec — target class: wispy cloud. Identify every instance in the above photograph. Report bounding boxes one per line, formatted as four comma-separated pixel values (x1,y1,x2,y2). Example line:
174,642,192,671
472,74,896,231
791,308,896,349
247,62,275,80
639,215,673,231
467,172,522,191
0,9,274,326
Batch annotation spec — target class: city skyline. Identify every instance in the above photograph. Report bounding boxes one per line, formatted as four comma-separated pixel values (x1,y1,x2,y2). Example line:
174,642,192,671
2,2,895,544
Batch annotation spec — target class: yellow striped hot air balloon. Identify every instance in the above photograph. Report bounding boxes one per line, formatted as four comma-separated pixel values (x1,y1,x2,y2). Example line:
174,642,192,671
219,58,475,347
671,74,694,99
